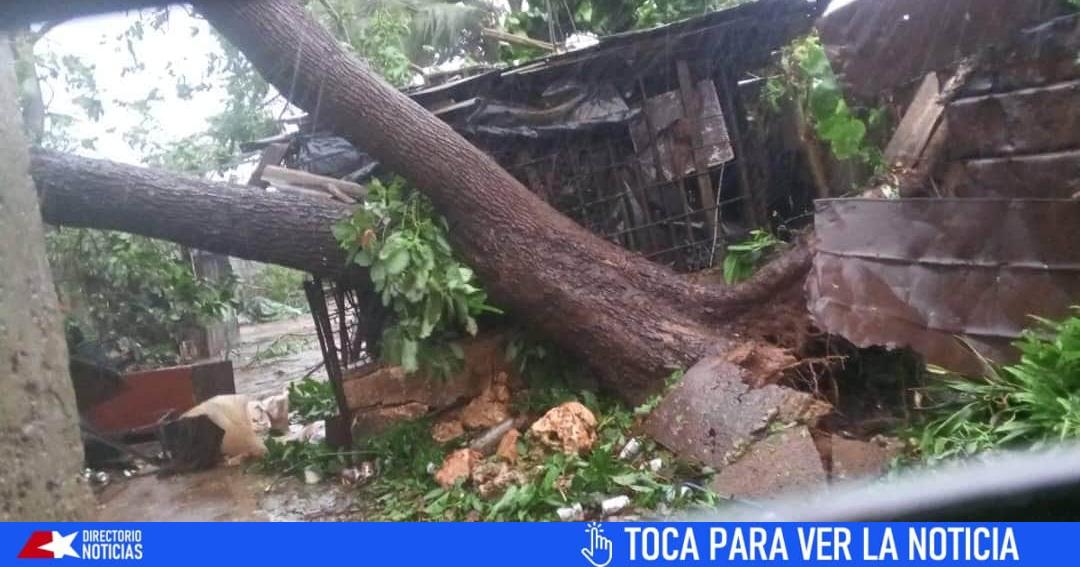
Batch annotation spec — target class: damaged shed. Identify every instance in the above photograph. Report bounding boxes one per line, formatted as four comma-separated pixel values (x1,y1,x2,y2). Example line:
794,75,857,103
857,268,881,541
273,0,825,272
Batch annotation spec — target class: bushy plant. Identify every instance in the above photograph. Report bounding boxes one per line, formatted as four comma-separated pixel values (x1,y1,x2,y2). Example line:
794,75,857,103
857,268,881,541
48,228,235,366
912,310,1080,463
333,177,501,373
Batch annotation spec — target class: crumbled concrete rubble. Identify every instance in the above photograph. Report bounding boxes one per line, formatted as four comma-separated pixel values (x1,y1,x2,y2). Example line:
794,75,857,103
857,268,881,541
825,435,904,481
643,354,907,499
643,356,830,469
529,401,597,455
471,461,526,498
461,372,513,429
496,429,521,463
711,426,827,499
431,418,465,443
435,448,484,488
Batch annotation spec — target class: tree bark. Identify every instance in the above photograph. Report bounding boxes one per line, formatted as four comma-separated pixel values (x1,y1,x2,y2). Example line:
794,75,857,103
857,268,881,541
32,149,355,276
188,0,811,400
0,34,92,521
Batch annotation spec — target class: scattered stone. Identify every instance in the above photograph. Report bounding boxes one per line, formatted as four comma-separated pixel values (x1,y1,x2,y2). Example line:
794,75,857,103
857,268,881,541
828,436,904,481
529,401,597,455
619,438,642,461
601,495,631,515
303,467,322,485
431,418,465,444
426,462,438,475
647,457,663,472
556,502,585,521
643,356,831,469
711,426,827,500
434,448,484,488
496,429,521,463
470,418,517,455
471,461,526,498
461,373,513,430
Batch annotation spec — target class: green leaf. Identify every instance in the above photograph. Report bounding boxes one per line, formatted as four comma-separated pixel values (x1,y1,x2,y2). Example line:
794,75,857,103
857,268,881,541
384,247,410,275
353,249,374,267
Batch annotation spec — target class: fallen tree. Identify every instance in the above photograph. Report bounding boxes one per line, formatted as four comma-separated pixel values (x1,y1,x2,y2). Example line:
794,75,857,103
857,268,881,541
33,149,353,276
29,0,814,402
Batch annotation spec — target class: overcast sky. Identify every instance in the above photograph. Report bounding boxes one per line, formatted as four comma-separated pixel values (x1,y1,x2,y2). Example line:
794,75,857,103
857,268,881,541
36,7,231,165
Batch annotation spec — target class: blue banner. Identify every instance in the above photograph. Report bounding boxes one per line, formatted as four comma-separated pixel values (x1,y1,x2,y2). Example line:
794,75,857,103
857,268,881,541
0,522,1067,566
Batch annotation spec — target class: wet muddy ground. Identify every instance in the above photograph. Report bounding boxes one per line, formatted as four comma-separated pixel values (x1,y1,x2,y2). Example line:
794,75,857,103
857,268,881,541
95,467,364,521
94,316,354,521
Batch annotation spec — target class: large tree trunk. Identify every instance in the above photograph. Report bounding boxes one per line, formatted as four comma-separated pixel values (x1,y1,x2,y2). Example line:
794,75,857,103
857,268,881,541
33,149,355,276
189,0,811,400
0,34,92,521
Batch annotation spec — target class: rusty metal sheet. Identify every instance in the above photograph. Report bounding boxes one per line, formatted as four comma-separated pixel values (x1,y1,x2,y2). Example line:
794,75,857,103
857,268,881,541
958,15,1080,97
942,151,1080,199
819,0,1065,100
946,80,1080,160
807,199,1080,374
83,360,235,434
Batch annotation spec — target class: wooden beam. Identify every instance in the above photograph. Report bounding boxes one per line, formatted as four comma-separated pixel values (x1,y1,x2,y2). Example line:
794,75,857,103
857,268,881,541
259,164,366,201
481,28,555,52
883,72,944,169
675,60,721,258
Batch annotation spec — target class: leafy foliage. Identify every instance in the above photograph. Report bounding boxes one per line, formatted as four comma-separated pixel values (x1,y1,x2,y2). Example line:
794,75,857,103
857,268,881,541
254,438,359,478
764,34,885,168
288,377,339,423
333,177,501,373
722,229,780,284
911,310,1080,463
47,228,235,367
247,334,315,365
310,0,496,85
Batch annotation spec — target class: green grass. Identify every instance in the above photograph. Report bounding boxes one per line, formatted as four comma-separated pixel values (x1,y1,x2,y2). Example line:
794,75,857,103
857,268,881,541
911,310,1080,463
